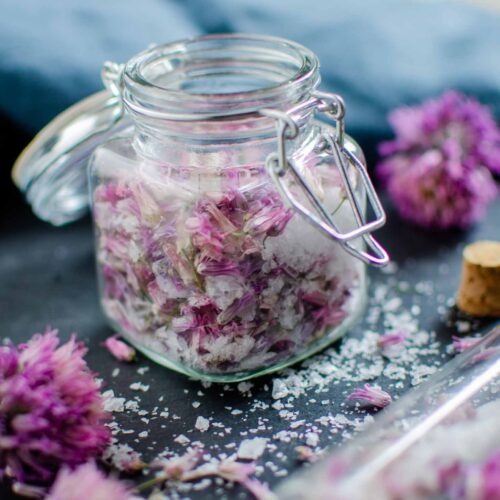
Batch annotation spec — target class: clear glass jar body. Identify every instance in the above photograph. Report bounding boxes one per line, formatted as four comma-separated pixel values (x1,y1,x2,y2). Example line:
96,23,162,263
89,36,368,381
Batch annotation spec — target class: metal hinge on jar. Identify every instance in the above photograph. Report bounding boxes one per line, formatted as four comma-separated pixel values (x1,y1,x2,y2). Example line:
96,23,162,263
261,92,389,267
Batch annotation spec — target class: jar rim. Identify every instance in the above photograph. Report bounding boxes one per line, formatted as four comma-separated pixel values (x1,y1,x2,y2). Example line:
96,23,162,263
122,34,320,121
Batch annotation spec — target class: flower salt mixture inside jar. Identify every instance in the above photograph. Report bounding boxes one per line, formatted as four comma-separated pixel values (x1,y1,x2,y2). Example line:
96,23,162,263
14,35,388,381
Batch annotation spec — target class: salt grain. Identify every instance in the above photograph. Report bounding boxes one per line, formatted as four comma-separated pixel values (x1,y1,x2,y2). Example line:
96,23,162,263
129,382,150,392
102,390,126,413
174,434,190,445
195,416,210,432
237,437,268,460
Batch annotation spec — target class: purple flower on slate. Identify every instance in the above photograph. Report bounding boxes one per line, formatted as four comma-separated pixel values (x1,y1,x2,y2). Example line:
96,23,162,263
47,462,133,500
377,91,498,229
0,329,110,487
347,384,392,408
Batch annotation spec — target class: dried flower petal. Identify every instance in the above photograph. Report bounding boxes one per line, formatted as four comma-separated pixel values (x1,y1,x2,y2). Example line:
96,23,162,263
212,461,274,500
471,346,500,364
451,335,481,353
216,460,256,483
47,462,134,500
0,329,110,486
347,384,392,408
104,336,136,362
153,448,203,481
378,331,407,349
94,175,359,375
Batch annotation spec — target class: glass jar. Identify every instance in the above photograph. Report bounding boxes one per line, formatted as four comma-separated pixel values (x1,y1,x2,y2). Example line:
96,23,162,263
13,35,388,382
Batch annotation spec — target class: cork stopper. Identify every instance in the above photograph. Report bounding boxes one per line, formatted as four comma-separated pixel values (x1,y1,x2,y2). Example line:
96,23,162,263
457,240,500,317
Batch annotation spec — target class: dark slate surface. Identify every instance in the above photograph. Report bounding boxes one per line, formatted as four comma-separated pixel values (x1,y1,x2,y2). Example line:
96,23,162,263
0,115,498,498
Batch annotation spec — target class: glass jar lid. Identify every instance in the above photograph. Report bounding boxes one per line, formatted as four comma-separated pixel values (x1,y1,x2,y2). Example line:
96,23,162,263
12,90,128,225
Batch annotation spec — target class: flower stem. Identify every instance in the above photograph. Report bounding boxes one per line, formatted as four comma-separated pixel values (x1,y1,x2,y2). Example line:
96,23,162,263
135,474,168,492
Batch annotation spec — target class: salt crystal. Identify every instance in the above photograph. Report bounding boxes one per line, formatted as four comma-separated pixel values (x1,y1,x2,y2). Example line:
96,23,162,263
102,442,142,471
174,434,190,445
102,390,126,413
237,381,254,393
195,416,210,432
125,400,139,411
384,297,402,312
237,437,268,460
193,479,212,491
305,432,319,447
456,321,471,334
129,382,150,392
192,401,201,408
272,379,289,399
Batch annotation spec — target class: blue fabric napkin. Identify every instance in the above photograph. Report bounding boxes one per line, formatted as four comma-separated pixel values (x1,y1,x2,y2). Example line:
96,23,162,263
1,0,500,140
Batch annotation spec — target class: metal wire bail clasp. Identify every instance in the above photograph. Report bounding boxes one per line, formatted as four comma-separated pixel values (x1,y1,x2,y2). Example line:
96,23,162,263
260,92,389,267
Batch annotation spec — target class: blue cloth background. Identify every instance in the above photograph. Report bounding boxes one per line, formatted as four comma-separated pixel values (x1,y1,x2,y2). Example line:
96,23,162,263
2,0,500,141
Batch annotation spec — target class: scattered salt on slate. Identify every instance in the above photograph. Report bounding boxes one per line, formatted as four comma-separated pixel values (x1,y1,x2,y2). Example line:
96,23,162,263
100,262,472,497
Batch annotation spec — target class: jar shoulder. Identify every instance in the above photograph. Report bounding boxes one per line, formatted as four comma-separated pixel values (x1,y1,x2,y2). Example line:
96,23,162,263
90,132,138,174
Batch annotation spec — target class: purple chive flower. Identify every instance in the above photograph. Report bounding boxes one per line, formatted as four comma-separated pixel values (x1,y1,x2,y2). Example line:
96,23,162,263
347,384,392,408
104,336,136,362
0,330,110,488
378,331,407,349
377,91,498,229
451,335,482,353
47,463,133,500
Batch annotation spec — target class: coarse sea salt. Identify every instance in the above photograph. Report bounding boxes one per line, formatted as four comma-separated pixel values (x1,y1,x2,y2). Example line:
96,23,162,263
129,382,150,392
195,416,210,432
100,265,462,498
237,437,268,460
102,390,126,413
